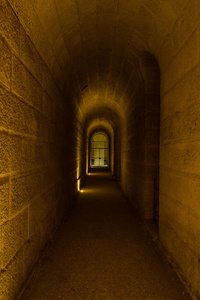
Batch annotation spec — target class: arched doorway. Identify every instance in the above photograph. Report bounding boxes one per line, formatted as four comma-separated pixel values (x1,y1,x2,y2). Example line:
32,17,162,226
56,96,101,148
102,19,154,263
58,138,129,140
89,132,110,169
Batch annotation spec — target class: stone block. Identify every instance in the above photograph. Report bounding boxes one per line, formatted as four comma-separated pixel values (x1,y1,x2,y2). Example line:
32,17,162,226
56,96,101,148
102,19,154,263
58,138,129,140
1,209,28,268
158,34,176,71
172,0,200,53
162,29,199,94
0,176,9,224
9,134,23,173
0,246,24,300
0,132,10,175
32,0,61,50
11,0,55,69
160,169,197,210
20,25,44,83
161,102,200,143
0,35,12,88
159,192,188,242
21,138,35,171
29,196,46,237
0,85,22,132
19,101,40,137
12,56,43,111
0,85,40,136
161,65,200,119
10,171,43,216
0,0,20,54
160,140,200,173
12,56,27,97
21,138,45,170
148,4,175,56
132,5,154,38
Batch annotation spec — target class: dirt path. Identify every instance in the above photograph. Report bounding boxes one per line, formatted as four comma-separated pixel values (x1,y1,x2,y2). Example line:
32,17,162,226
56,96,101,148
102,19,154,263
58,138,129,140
21,172,191,300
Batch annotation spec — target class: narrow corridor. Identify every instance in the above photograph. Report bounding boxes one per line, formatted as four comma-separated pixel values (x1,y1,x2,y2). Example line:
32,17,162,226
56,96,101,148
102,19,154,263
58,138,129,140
21,172,190,300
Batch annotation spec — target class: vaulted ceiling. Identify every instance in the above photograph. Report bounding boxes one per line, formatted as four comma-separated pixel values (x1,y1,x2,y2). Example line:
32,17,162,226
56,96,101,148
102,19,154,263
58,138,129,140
10,0,187,122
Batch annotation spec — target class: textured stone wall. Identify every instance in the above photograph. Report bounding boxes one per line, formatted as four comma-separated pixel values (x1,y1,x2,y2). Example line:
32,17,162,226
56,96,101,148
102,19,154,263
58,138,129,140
119,54,160,221
0,1,74,299
120,74,146,214
140,53,160,220
158,2,200,297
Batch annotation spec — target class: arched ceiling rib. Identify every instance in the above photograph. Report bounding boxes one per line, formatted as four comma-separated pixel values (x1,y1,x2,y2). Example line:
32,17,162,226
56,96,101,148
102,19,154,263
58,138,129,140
87,119,114,140
84,106,121,130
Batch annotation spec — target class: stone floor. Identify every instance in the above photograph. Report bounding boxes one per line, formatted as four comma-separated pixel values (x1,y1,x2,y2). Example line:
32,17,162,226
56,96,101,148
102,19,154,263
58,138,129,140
21,172,191,300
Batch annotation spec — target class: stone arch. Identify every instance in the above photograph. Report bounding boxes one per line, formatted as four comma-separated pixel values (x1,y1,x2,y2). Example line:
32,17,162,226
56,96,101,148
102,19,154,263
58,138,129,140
89,130,110,171
87,121,114,175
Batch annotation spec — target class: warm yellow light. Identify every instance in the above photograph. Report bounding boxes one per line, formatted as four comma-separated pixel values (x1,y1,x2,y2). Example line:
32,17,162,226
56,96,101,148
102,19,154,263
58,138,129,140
77,178,81,191
79,190,84,193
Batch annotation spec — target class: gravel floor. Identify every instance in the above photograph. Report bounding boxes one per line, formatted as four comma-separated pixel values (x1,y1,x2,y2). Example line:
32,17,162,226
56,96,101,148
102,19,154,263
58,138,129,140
21,172,191,300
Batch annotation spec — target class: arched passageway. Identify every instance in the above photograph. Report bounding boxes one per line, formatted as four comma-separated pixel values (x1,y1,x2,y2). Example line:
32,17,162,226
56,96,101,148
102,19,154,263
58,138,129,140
0,0,200,299
89,132,110,169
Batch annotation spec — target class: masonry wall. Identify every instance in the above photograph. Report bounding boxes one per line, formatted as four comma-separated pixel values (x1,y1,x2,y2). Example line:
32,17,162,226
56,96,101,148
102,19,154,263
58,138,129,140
121,73,146,215
158,2,200,297
0,1,74,299
120,56,160,222
140,53,160,220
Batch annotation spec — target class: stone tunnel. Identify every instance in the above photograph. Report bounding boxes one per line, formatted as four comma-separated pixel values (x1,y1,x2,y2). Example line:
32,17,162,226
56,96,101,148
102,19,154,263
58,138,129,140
0,0,200,299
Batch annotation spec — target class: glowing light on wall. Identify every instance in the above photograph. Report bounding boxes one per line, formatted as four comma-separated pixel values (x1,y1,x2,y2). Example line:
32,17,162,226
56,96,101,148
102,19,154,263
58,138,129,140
77,177,81,191
76,121,82,191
